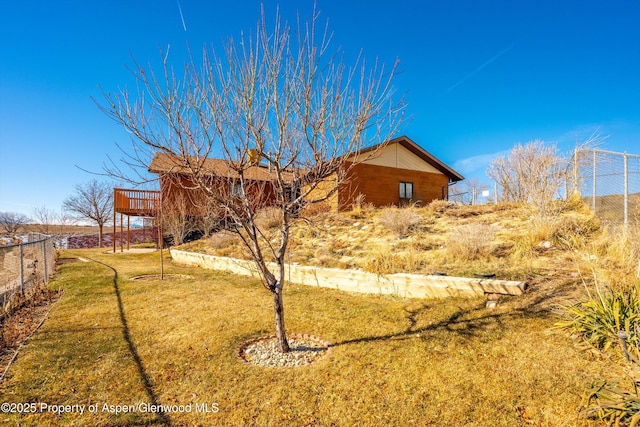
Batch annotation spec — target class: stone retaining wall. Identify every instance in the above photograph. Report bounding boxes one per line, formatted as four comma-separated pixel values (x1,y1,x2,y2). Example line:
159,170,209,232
170,250,526,299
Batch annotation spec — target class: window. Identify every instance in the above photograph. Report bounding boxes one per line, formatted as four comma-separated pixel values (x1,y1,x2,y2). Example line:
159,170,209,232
284,185,300,203
230,182,243,197
399,182,413,199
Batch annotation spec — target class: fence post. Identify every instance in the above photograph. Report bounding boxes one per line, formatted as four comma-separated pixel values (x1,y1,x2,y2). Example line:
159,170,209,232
19,243,24,294
42,239,49,283
574,148,579,194
624,152,629,233
592,150,597,213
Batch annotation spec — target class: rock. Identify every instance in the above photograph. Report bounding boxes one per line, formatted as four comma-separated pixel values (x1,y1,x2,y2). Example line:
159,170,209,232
239,335,330,367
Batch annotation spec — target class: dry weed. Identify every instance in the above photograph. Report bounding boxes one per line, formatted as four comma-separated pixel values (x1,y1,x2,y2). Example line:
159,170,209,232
361,248,423,275
377,207,422,236
583,226,640,287
208,231,239,251
350,193,367,218
300,202,332,218
255,207,282,232
447,223,496,261
427,199,456,211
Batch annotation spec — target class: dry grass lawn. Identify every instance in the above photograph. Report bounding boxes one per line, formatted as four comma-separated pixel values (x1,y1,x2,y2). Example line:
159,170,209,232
0,242,615,426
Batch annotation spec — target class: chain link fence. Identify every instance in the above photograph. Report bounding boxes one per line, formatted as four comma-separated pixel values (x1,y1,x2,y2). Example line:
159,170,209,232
0,233,56,313
564,149,640,229
449,183,498,205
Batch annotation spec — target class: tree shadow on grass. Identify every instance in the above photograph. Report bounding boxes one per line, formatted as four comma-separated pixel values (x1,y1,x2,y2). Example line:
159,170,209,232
83,256,171,427
329,294,559,349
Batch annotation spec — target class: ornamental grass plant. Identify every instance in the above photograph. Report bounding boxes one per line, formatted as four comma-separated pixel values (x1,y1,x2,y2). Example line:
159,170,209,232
556,280,640,360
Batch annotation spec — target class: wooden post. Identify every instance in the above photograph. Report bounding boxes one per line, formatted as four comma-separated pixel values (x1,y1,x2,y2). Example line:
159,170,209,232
127,215,130,250
120,212,124,253
113,189,117,253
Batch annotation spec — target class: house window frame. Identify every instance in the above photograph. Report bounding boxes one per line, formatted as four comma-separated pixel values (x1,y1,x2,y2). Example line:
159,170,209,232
399,181,413,200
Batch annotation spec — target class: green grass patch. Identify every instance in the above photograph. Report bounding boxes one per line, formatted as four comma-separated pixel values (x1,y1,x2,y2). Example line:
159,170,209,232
0,248,610,426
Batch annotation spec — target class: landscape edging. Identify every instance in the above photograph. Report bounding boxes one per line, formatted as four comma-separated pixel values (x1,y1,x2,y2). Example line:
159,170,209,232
169,249,526,298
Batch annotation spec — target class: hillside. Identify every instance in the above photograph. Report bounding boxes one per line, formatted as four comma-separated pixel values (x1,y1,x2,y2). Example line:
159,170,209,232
178,197,634,308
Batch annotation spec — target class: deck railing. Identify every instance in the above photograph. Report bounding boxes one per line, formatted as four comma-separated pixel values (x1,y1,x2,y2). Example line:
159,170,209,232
114,188,161,216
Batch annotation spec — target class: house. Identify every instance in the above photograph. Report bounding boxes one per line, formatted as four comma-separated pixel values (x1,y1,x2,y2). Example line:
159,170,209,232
147,153,298,217
331,135,464,210
145,135,463,215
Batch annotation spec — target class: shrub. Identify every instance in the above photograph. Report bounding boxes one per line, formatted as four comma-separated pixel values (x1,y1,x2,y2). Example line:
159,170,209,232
581,378,640,426
209,231,238,251
556,281,640,360
377,207,422,236
255,207,282,232
350,193,367,218
361,248,422,275
426,199,456,214
446,223,495,261
300,202,332,218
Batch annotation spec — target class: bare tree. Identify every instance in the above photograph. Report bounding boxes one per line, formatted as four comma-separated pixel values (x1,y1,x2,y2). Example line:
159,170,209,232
63,180,113,248
449,178,489,205
162,192,199,246
564,131,608,196
32,205,59,235
98,6,404,352
0,211,31,237
487,140,565,215
465,178,489,205
32,205,77,245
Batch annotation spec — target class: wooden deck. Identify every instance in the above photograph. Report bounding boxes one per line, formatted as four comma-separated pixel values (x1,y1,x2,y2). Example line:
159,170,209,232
114,188,160,216
113,188,161,252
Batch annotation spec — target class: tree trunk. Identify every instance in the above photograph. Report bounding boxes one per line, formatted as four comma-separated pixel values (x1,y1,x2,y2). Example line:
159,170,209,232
273,285,290,353
98,224,103,248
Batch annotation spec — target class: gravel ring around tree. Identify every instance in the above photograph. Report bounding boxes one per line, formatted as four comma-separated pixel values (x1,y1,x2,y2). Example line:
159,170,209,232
238,334,331,367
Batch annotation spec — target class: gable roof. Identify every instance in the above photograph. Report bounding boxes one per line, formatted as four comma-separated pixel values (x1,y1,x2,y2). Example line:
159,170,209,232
353,136,464,182
148,152,295,182
148,136,464,183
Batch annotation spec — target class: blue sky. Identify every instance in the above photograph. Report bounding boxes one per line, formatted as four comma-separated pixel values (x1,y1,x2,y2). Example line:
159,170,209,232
1,0,639,217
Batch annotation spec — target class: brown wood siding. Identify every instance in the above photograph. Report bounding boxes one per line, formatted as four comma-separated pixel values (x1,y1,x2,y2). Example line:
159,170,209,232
160,173,280,217
338,162,450,210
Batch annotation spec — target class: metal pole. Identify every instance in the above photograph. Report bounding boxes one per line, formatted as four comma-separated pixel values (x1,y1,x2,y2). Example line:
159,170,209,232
42,239,48,283
155,175,164,280
624,153,629,233
574,148,579,194
592,150,597,213
19,243,24,294
159,190,164,280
